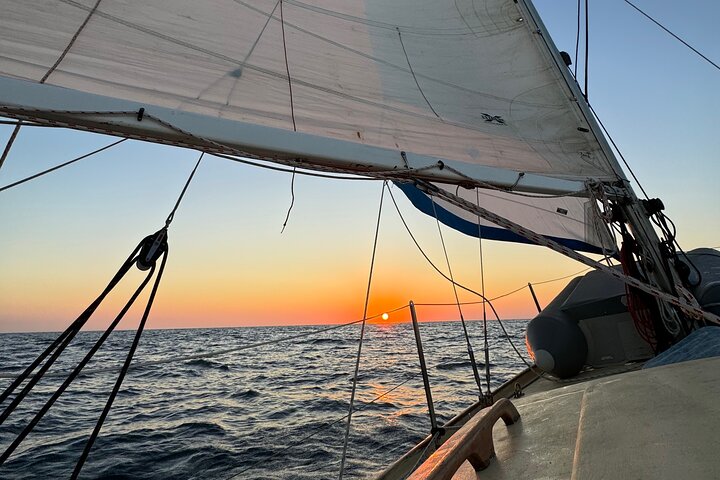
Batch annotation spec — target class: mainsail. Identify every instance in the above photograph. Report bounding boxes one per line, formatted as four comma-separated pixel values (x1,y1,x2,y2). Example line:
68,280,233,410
0,0,625,250
0,0,620,177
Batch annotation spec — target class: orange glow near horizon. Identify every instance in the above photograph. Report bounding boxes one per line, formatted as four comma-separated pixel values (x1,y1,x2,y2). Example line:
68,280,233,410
0,140,609,334
0,243,580,332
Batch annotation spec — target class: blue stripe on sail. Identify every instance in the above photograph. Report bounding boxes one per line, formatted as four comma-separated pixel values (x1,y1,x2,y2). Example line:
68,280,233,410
394,182,604,255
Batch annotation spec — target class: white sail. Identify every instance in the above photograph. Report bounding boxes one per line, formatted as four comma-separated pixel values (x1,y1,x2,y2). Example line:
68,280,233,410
0,0,620,184
396,182,615,254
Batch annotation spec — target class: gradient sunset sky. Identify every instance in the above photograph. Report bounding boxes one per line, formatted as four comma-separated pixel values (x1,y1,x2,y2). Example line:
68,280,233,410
1,0,718,332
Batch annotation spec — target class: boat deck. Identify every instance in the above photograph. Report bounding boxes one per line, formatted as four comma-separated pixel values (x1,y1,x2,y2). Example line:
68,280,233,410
452,356,720,479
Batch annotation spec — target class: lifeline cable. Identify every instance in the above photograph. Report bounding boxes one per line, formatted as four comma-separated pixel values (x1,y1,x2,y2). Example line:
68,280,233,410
0,305,410,381
339,181,386,480
405,430,440,479
387,185,515,309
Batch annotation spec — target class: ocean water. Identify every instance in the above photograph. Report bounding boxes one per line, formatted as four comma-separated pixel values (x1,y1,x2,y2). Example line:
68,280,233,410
0,320,529,479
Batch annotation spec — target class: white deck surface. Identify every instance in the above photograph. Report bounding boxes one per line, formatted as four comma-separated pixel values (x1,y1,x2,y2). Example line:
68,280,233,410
453,356,720,479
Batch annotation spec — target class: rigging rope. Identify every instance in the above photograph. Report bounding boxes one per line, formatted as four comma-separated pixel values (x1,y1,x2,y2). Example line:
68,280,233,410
388,185,528,309
476,189,492,398
388,185,553,388
0,244,141,420
0,138,128,193
0,150,203,475
574,0,580,78
0,237,160,465
429,200,485,397
413,180,720,326
72,244,169,479
397,27,441,119
584,0,589,98
0,123,21,171
339,181,386,480
0,0,101,170
165,152,204,227
438,165,586,199
1,105,554,198
211,152,379,181
387,184,551,377
42,0,102,83
0,230,169,470
280,167,296,233
624,0,720,72
278,0,297,131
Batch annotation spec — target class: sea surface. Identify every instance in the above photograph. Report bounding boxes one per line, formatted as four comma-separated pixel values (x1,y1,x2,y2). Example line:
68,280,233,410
0,320,530,479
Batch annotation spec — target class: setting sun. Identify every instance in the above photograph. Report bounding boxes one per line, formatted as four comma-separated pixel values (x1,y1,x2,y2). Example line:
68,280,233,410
381,313,389,321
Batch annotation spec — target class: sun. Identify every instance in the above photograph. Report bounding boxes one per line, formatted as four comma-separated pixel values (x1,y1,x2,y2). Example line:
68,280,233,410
381,313,389,321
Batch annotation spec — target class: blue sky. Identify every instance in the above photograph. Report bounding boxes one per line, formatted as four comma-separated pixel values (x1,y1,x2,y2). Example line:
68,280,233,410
0,0,718,332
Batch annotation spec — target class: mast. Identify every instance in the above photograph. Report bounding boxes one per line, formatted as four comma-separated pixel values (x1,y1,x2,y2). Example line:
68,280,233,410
517,0,688,339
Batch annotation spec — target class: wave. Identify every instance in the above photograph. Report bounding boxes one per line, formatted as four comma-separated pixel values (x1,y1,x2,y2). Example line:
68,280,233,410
435,360,495,371
231,388,261,399
0,321,529,479
310,337,346,345
185,359,230,371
